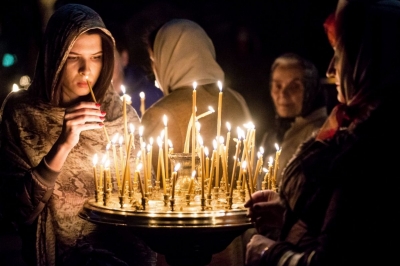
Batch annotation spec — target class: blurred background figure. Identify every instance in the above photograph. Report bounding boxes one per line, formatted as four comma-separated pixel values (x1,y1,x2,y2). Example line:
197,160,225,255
109,22,163,117
259,52,327,188
141,18,252,266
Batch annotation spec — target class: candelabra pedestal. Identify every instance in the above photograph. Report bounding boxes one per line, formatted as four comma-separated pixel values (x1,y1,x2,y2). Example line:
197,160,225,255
79,198,252,266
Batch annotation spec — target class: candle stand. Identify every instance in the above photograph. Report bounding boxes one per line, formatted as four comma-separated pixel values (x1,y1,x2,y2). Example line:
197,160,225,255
79,196,251,266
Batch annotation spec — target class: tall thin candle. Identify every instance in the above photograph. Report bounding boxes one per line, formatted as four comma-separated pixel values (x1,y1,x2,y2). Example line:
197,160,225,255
85,76,110,143
93,154,98,190
163,115,169,181
139,91,145,115
192,82,197,172
121,85,128,149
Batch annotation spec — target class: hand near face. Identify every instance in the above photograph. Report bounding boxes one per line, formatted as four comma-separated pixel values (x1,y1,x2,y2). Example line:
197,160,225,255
244,190,285,234
59,101,105,149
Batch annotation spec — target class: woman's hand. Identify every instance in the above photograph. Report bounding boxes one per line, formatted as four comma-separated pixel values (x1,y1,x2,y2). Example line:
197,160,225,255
245,234,275,266
245,190,285,233
45,102,105,171
59,102,105,149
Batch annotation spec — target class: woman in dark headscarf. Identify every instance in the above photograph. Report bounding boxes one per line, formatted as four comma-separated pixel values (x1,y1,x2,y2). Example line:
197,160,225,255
259,52,327,188
245,0,399,265
0,4,155,266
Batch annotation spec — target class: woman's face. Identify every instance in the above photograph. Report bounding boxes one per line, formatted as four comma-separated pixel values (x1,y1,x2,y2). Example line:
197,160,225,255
60,33,103,105
326,49,345,103
270,65,304,118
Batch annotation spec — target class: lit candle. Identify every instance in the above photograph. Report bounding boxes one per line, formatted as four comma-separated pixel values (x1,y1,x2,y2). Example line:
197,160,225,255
168,140,174,154
93,154,98,190
136,163,144,196
100,154,107,189
163,115,169,181
86,76,110,143
253,148,264,190
230,128,243,197
156,137,162,183
225,122,231,159
121,85,128,149
111,134,121,191
196,106,215,120
192,82,197,172
242,161,252,200
208,140,217,194
204,147,210,183
12,83,20,92
216,80,223,139
188,170,196,194
121,130,134,196
171,163,181,199
273,143,281,189
140,91,145,116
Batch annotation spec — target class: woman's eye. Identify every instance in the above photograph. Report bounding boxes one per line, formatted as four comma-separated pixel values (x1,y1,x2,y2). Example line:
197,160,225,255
93,55,103,60
67,56,78,61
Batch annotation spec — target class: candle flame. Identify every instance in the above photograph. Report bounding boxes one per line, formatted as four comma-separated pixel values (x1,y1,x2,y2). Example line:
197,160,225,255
269,156,274,166
163,115,168,126
174,163,181,172
105,159,110,168
121,85,126,94
226,122,231,132
275,143,280,151
204,147,209,157
119,135,123,146
93,154,98,165
157,136,162,147
101,154,107,165
160,129,165,139
139,125,144,136
139,91,145,99
168,139,173,148
12,83,20,92
147,144,151,152
263,167,268,173
129,123,135,134
112,133,119,144
219,136,224,144
213,139,217,150
196,136,202,146
217,80,222,91
193,81,197,90
242,160,247,169
259,146,264,154
208,106,215,112
106,143,111,150
192,170,196,177
137,163,143,171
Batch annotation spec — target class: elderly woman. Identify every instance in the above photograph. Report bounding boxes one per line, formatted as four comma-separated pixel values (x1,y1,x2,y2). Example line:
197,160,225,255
0,4,155,266
245,0,399,265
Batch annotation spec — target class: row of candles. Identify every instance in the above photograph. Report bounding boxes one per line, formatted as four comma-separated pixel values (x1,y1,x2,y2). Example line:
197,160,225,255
88,78,282,209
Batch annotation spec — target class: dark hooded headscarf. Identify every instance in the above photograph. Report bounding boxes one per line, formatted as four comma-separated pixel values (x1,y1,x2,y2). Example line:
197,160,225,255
29,4,115,106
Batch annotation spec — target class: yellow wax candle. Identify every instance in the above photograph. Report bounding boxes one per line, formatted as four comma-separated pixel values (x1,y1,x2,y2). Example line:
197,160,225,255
230,131,242,197
121,133,133,196
221,145,229,192
208,141,217,194
225,122,231,161
216,80,223,139
200,145,205,199
139,91,145,115
273,144,281,187
204,147,210,183
86,76,110,143
171,163,180,199
168,140,173,154
192,82,197,172
111,134,121,191
136,164,144,197
93,154,98,190
242,161,252,199
196,106,215,120
188,171,195,194
121,85,128,150
156,137,162,183
163,115,169,181
100,154,107,188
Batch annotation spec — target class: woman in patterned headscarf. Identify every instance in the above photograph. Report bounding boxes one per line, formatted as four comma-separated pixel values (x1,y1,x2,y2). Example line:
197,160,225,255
245,0,399,265
0,4,155,266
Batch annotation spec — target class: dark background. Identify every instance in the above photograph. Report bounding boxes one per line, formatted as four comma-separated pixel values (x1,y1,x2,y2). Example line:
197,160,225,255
0,0,339,143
